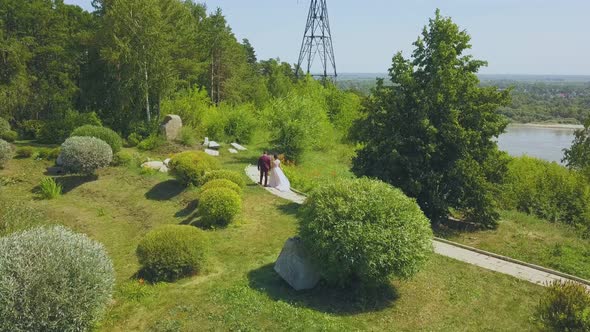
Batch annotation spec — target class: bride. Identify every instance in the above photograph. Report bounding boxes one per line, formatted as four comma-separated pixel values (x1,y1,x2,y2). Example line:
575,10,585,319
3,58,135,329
269,154,291,192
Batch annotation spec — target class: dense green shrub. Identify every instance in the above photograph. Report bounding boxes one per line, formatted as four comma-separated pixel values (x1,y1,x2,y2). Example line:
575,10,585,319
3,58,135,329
198,187,242,227
137,134,165,151
263,91,335,162
38,177,62,199
113,151,139,167
201,179,242,195
37,147,61,161
18,120,44,139
300,178,433,287
127,132,143,147
536,280,590,331
501,156,590,229
177,126,197,146
203,170,246,188
161,87,210,130
169,151,221,186
60,136,113,174
1,130,17,142
15,146,34,158
71,125,123,153
0,139,14,168
136,225,208,282
203,106,228,141
37,110,102,144
0,118,10,136
0,118,17,142
224,104,258,144
0,226,115,331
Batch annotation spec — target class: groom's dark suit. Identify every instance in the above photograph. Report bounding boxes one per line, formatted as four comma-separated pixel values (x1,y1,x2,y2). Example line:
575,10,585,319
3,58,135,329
258,154,271,186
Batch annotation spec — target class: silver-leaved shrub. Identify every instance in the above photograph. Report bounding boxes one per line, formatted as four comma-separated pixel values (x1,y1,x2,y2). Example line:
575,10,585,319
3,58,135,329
60,136,113,174
0,226,115,331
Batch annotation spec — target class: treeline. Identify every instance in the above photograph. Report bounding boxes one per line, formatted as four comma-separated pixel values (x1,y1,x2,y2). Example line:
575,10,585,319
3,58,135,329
0,0,361,152
481,81,590,124
339,77,590,124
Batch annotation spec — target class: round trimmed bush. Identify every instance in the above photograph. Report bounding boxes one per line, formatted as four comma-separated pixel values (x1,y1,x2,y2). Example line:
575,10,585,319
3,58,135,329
198,187,242,227
201,179,242,195
71,125,123,153
169,151,221,186
0,139,14,168
203,169,246,188
60,136,113,174
136,225,208,282
0,226,115,331
300,178,433,287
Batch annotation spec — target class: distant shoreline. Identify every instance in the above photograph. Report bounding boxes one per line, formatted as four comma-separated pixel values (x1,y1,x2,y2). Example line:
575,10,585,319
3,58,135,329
508,123,584,130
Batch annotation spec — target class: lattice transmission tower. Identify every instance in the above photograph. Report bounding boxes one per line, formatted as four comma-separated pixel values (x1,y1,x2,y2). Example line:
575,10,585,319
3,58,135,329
296,0,337,80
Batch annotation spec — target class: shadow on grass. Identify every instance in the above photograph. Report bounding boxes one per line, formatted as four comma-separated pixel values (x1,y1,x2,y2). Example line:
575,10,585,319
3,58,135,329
51,174,98,194
247,264,398,315
145,180,184,201
278,202,300,216
175,199,199,218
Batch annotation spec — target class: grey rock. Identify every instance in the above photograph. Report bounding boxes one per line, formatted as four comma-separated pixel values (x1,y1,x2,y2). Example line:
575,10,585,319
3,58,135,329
208,141,220,149
230,142,247,151
228,148,238,154
56,154,63,166
204,149,219,157
159,114,183,141
141,161,164,169
274,237,320,291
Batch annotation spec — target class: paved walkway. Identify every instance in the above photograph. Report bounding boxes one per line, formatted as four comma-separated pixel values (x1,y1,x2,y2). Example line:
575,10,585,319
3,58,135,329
245,165,590,289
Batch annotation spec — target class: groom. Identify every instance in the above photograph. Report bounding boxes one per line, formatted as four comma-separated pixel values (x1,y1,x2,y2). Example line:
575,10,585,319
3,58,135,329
257,151,271,187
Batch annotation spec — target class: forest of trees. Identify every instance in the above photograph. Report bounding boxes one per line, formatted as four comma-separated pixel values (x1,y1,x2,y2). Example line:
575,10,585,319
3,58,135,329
0,0,362,151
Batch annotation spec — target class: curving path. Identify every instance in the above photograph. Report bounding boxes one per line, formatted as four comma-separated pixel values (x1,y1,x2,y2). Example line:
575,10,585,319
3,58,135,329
245,165,590,290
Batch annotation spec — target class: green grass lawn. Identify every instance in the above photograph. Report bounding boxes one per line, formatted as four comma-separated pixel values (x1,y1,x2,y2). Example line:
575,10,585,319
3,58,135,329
440,210,590,280
0,143,547,331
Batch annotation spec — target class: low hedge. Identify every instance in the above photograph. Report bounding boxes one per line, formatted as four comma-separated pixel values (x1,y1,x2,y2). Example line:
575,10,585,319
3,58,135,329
201,179,242,195
203,169,246,188
198,187,242,227
71,125,123,153
136,225,208,282
169,151,221,186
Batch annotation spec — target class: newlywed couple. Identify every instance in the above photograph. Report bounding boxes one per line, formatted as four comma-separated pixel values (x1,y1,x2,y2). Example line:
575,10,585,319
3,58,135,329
258,151,291,192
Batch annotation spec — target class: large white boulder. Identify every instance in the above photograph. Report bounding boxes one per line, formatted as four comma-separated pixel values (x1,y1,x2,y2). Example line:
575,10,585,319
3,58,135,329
274,237,320,291
159,114,182,141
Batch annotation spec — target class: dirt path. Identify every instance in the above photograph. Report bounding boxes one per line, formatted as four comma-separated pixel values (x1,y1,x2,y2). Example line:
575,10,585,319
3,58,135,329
244,165,590,289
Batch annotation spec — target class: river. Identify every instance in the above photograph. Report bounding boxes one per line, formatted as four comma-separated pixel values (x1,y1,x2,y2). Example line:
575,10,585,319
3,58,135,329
497,125,581,164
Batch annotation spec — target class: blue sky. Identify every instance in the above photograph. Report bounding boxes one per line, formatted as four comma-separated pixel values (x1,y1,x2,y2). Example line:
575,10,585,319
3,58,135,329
64,0,590,75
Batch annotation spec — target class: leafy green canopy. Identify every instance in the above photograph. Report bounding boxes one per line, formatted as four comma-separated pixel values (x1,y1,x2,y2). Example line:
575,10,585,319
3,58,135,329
563,117,590,176
352,10,510,228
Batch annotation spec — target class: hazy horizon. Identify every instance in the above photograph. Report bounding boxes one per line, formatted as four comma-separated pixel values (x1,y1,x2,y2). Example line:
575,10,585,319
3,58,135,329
64,0,590,76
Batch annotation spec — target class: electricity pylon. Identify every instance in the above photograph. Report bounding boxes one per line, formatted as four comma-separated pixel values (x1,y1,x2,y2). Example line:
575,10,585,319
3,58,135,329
296,0,337,80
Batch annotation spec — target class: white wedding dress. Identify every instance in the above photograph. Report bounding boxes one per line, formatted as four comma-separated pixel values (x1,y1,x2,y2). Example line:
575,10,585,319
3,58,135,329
269,159,291,192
